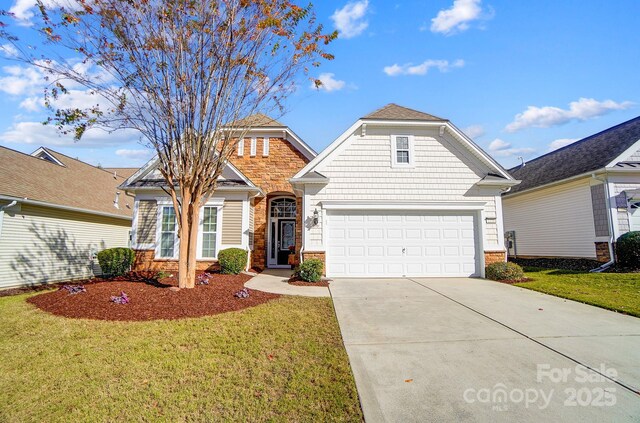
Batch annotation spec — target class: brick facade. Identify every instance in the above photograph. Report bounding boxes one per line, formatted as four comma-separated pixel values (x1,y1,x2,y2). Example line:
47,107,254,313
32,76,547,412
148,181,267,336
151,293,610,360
132,250,219,273
595,242,611,262
302,251,326,275
230,136,310,270
484,250,506,266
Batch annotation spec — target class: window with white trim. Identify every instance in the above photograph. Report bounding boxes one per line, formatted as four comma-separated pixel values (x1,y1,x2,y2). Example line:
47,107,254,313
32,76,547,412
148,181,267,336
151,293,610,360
237,138,244,156
250,137,257,156
201,206,218,258
392,135,413,167
159,206,177,258
263,137,270,156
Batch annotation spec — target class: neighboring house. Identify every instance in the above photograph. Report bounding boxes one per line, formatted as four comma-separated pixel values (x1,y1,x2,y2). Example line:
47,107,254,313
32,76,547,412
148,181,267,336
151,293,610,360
0,146,134,288
124,104,518,278
503,116,640,263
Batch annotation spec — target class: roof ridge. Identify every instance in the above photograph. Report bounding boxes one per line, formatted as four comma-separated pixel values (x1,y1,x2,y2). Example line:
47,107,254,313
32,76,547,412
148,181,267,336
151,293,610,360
0,145,66,166
42,147,130,180
362,103,447,121
509,115,640,171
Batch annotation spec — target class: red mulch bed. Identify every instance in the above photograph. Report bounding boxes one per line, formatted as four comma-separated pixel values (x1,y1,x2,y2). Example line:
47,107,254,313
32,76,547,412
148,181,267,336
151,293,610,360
26,272,280,321
288,276,331,287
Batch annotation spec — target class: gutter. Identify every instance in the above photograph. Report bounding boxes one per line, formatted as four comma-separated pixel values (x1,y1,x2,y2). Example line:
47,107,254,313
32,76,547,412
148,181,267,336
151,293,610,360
589,173,616,272
0,195,132,221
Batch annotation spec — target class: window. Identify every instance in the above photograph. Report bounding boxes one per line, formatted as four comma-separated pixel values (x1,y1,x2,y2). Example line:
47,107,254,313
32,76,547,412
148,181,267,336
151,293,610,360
160,206,177,258
270,198,296,218
392,135,413,167
237,138,244,156
250,137,257,156
201,207,218,258
263,137,270,156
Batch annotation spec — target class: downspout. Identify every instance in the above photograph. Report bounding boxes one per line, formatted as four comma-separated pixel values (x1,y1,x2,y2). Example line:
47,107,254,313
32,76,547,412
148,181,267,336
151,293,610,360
0,200,18,239
590,173,616,272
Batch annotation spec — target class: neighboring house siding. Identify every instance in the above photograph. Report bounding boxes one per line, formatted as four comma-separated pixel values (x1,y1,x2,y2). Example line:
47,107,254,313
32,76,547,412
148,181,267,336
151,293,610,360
0,204,130,288
612,182,640,234
305,127,499,248
590,183,609,236
137,200,157,244
222,200,243,245
503,178,597,258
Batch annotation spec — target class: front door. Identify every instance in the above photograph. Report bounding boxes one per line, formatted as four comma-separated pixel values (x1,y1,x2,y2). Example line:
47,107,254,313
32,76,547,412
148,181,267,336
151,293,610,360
277,219,296,265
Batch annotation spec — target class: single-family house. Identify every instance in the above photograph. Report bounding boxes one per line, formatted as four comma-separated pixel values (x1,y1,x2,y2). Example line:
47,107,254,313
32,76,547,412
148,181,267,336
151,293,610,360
0,146,134,288
502,116,640,263
123,104,518,278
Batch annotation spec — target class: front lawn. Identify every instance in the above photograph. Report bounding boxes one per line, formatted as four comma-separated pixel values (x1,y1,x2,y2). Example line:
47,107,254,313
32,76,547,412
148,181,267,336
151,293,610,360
0,294,362,422
515,267,640,317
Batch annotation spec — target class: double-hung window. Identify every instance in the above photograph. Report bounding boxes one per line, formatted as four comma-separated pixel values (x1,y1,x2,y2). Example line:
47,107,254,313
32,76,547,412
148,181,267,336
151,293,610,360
159,206,177,258
201,206,218,258
392,135,414,167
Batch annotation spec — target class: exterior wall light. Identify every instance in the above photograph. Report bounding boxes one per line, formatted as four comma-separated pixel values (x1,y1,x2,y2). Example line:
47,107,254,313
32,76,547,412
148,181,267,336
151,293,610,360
312,209,319,226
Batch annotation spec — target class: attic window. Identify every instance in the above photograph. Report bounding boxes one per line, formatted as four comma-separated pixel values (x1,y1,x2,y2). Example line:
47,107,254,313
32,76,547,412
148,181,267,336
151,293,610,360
391,135,414,167
31,148,65,166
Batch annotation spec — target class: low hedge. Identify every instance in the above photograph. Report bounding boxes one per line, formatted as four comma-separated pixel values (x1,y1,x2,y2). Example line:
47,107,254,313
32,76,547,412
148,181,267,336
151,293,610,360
616,231,640,268
296,259,323,283
218,248,248,274
485,261,525,282
97,248,135,278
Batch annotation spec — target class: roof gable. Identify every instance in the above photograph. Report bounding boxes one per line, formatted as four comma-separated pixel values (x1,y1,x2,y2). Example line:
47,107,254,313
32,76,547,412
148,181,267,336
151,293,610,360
508,116,640,195
362,103,446,122
0,146,132,218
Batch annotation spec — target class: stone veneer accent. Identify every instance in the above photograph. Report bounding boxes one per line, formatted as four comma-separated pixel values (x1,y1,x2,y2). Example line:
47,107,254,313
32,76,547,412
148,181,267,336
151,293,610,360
595,242,611,263
484,251,506,266
302,251,326,275
230,136,309,270
133,250,220,273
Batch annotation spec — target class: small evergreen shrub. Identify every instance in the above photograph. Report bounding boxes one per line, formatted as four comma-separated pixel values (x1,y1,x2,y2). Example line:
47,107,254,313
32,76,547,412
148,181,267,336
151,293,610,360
218,248,248,274
97,248,135,277
616,231,640,268
296,258,323,282
485,262,525,281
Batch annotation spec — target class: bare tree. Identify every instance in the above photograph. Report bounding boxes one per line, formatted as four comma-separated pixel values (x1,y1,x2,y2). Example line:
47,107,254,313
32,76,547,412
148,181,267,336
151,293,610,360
1,1,335,288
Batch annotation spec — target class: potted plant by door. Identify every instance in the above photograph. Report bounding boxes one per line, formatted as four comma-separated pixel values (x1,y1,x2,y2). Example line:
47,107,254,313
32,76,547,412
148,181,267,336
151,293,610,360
287,245,297,269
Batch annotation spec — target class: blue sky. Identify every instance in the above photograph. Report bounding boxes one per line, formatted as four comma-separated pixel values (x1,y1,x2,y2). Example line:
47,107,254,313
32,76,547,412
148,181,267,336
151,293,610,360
0,0,639,169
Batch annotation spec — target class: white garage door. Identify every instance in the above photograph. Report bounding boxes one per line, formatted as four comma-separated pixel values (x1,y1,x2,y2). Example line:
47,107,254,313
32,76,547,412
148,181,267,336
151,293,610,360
327,210,479,278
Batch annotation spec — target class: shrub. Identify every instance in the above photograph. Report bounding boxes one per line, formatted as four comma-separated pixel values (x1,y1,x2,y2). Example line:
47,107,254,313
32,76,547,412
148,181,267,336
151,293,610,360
296,258,323,283
218,248,248,274
485,262,525,281
616,231,640,268
97,248,135,278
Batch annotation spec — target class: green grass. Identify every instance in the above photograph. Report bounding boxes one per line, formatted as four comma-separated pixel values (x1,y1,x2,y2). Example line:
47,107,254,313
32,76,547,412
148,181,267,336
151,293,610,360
515,267,640,317
0,294,363,422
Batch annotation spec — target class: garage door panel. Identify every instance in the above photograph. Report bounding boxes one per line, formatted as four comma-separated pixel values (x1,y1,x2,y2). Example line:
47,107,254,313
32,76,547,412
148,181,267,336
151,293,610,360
327,210,479,278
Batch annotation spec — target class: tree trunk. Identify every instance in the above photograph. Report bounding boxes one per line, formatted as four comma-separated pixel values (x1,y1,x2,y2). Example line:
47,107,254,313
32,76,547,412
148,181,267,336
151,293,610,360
177,191,201,289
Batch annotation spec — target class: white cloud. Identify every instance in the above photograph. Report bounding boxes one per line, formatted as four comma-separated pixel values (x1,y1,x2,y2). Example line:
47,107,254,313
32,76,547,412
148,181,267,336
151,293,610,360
0,44,18,58
331,0,370,39
383,59,464,76
548,138,578,151
115,148,153,161
430,0,487,35
506,98,634,132
312,73,347,92
463,124,485,139
487,138,535,158
0,121,138,146
0,65,45,96
9,0,77,25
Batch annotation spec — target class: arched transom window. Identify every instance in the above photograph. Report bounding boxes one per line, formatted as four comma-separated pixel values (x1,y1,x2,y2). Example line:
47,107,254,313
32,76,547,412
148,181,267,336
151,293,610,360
270,198,296,218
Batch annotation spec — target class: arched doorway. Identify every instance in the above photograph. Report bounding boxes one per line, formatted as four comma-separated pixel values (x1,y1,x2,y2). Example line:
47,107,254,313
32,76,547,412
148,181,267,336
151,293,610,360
267,196,297,268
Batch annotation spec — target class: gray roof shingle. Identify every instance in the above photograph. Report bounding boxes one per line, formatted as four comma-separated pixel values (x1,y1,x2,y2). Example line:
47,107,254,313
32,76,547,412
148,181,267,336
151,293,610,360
507,116,640,195
362,103,446,122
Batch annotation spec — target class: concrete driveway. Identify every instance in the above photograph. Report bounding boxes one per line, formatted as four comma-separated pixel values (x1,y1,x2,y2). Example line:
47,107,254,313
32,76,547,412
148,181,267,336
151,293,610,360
330,277,640,422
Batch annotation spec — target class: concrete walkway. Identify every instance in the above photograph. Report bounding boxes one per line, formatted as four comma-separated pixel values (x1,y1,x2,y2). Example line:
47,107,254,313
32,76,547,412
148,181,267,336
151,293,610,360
330,277,640,422
244,269,330,297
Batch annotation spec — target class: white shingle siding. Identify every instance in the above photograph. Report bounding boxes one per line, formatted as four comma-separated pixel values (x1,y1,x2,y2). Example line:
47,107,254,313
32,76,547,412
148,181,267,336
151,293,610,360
0,204,131,288
503,178,597,258
305,127,500,249
612,182,640,235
